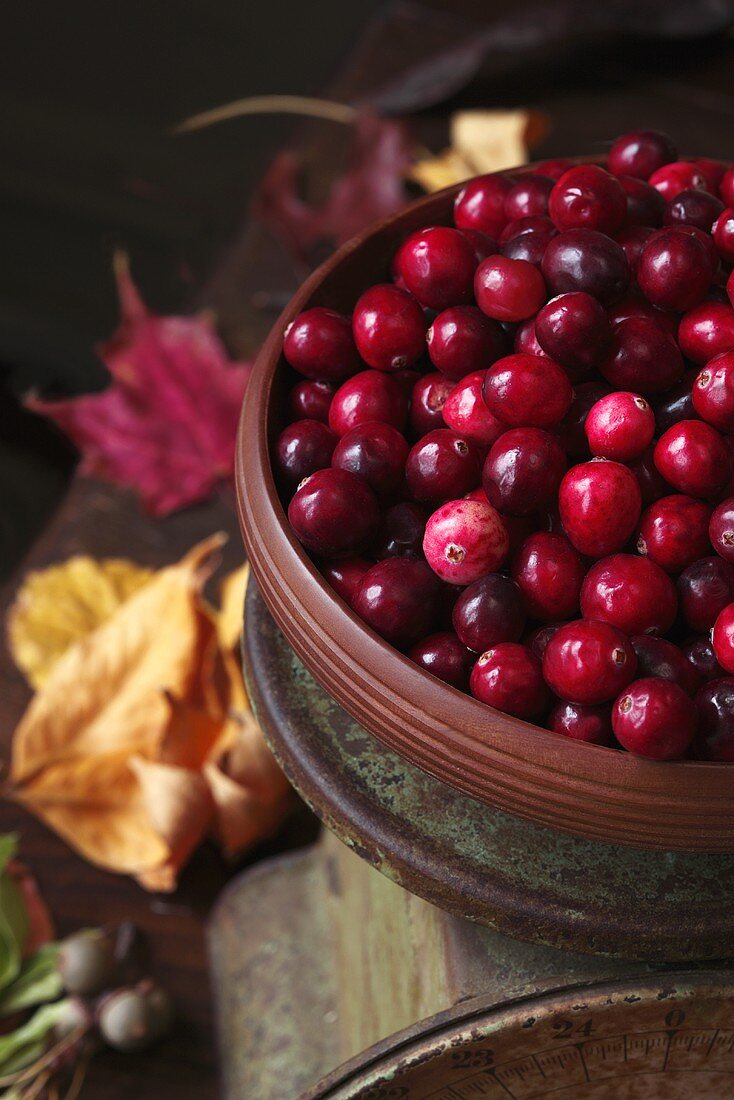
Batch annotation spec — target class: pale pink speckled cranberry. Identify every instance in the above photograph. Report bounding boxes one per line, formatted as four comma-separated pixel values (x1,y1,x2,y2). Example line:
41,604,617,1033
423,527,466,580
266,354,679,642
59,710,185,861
423,498,509,585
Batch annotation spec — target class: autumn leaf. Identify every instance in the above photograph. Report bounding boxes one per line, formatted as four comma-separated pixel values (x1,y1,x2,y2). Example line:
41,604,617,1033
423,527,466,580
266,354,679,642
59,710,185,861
26,255,253,517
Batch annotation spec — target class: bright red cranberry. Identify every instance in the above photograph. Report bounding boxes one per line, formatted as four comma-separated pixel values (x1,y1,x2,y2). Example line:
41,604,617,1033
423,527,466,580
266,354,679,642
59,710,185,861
612,678,697,760
423,497,508,584
408,631,472,691
535,292,611,380
548,701,613,745
426,305,506,380
474,256,547,322
409,373,454,436
374,502,428,560
618,176,665,226
631,635,701,695
526,622,563,660
504,174,554,220
283,307,359,381
607,130,677,180
606,295,678,337
548,165,626,235
683,636,725,683
470,643,550,720
710,498,734,564
678,224,721,277
637,228,712,311
452,574,526,652
729,269,734,310
500,216,558,267
288,379,335,423
557,381,611,459
580,553,677,636
664,188,724,232
721,166,734,206
352,558,439,647
483,428,567,516
406,429,481,502
541,229,629,303
513,317,548,359
678,557,734,632
442,371,504,448
396,226,477,310
585,391,654,462
713,603,734,674
331,420,408,497
713,209,734,265
275,419,337,489
288,468,379,558
329,370,408,436
536,158,574,181
559,460,641,558
637,495,711,574
543,619,637,704
652,371,698,436
483,353,572,428
459,228,500,263
693,158,727,193
512,531,584,622
648,161,708,201
352,284,427,372
654,420,731,499
629,445,672,507
322,557,372,606
454,174,513,238
693,352,734,432
678,302,734,365
695,678,734,760
615,224,655,269
599,317,683,396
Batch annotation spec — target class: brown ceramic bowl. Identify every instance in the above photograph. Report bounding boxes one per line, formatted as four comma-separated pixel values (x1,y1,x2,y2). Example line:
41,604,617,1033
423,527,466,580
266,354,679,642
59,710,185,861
236,169,734,854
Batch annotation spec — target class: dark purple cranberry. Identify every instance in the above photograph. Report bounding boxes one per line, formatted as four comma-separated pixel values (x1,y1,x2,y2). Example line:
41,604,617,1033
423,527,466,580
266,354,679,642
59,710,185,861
710,497,734,564
329,370,408,436
695,157,727,193
526,622,563,660
454,174,513,238
637,228,712,312
283,307,359,381
618,176,665,226
452,574,526,653
683,636,725,683
631,635,701,696
470,643,550,719
543,619,637,704
606,294,678,336
374,502,428,560
629,445,672,507
677,556,734,632
501,216,558,267
548,701,613,745
275,419,337,489
536,158,574,181
331,421,408,497
409,373,454,437
408,631,472,691
405,429,481,502
535,292,612,380
513,317,547,359
695,679,734,760
652,370,698,435
459,228,499,263
288,379,335,424
557,381,611,459
664,188,724,232
607,130,677,180
395,226,477,310
322,557,372,606
483,428,567,516
541,229,630,304
615,224,655,269
352,558,439,647
512,531,584,622
654,420,731,499
580,553,678,636
499,214,556,246
637,495,712,574
612,678,696,760
599,317,683,395
288,468,379,558
426,305,506,380
504,174,554,220
548,165,626,235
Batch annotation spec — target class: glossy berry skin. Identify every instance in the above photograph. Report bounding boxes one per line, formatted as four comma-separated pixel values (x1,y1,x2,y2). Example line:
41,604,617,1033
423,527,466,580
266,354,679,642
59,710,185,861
452,574,526,652
678,557,734,632
374,502,427,560
693,352,734,432
558,460,641,558
511,532,584,622
631,635,701,696
426,305,506,380
654,420,731,499
637,495,712,574
526,623,562,660
408,631,472,691
504,174,554,220
722,166,734,206
535,292,611,379
606,295,678,337
648,161,708,201
331,421,409,497
352,284,427,372
693,158,727,193
396,226,477,310
558,381,611,459
607,130,677,180
501,217,558,267
710,498,734,564
683,636,725,683
470,643,550,720
275,419,337,489
474,256,547,322
406,429,481,502
454,174,513,238
580,553,678,636
548,701,613,745
288,379,335,424
652,372,697,437
729,269,734,310
423,497,508,585
629,446,671,507
664,188,724,232
283,307,359,381
618,176,665,226
288,468,379,558
713,209,734,265
695,678,734,760
536,158,574,181
612,678,697,760
541,229,629,304
483,353,572,428
585,391,654,462
352,558,439,648
442,371,504,448
678,302,734,365
637,228,712,312
322,557,372,606
459,228,499,263
483,428,567,516
409,373,454,436
543,619,637,704
713,603,734,674
614,224,654,268
600,317,683,396
548,165,626,235
329,370,408,436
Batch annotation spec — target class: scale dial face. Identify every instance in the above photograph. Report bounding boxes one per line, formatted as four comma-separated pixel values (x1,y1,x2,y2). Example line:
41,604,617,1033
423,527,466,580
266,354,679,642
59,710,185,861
313,975,734,1100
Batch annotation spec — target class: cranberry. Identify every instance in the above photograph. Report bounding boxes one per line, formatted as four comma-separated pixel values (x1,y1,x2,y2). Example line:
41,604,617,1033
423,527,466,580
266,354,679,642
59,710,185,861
678,556,734,632
288,468,379,558
526,622,563,660
631,635,701,695
374,502,428,560
474,256,547,322
504,174,554,220
694,158,727,194
454,174,513,238
585,391,654,462
288,379,335,424
630,445,672,506
713,603,734,673
442,371,504,448
409,373,454,436
548,165,626,235
612,678,697,760
423,497,508,584
722,166,734,206
615,224,655,269
637,228,712,311
322,557,372,606
693,352,734,432
283,307,359,381
548,701,613,745
664,188,724,232
607,130,677,180
683,636,725,683
329,370,408,436
426,305,506,380
331,420,408,497
499,214,556,246
392,367,422,397
452,574,526,652
535,292,611,380
713,209,734,265
408,631,472,690
654,420,731,499
559,460,641,558
396,226,477,310
648,161,709,201
678,302,734,365
352,285,426,372
580,553,677,636
406,429,481,502
695,678,734,760
459,228,499,263
606,295,678,337
352,558,439,647
652,371,698,436
710,497,734,564
512,531,584,621
678,224,721,278
729,269,734,310
501,216,558,267
558,381,611,459
637,495,711,574
513,317,547,359
541,229,629,303
483,353,572,428
543,619,636,704
599,317,683,396
536,158,574,181
618,176,665,226
275,419,337,489
483,428,567,516
500,514,539,558
470,643,550,720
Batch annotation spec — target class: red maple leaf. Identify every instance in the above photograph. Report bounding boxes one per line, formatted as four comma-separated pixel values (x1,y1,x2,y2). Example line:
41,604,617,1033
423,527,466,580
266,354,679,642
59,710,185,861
27,255,253,517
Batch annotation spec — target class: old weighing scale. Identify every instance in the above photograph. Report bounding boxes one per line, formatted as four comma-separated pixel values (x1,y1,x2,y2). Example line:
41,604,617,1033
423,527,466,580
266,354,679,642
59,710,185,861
208,583,734,1098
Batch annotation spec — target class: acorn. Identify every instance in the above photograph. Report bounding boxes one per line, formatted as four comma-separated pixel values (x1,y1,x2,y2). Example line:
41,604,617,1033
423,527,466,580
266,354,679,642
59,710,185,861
57,929,116,996
98,982,173,1052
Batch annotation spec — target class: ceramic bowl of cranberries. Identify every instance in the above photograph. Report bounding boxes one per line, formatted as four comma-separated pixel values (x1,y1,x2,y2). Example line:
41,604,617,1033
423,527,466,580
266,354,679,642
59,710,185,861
237,130,734,853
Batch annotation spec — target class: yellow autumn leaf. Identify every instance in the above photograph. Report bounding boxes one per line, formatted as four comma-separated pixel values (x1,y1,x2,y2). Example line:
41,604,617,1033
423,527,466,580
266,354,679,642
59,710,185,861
217,562,249,652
